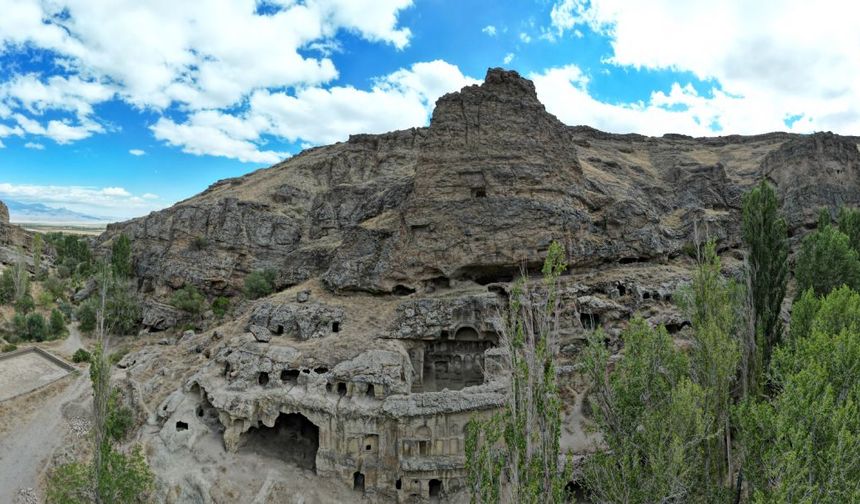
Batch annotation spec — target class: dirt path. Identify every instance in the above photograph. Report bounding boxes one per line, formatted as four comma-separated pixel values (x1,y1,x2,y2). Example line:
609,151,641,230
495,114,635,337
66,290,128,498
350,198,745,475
0,367,91,502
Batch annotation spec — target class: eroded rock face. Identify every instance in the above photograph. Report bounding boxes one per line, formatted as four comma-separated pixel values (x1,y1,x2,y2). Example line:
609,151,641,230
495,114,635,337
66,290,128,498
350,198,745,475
0,200,8,224
108,69,860,503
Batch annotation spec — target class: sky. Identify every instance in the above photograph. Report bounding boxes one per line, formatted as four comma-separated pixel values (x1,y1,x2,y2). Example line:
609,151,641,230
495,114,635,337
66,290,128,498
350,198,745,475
0,0,858,220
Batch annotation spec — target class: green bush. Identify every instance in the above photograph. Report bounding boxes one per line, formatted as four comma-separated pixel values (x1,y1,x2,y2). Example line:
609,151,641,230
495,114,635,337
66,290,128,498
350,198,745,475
0,269,14,304
244,270,276,299
12,312,27,339
50,308,67,337
105,280,142,336
27,313,48,342
77,301,97,333
211,296,230,319
106,389,134,441
14,293,35,314
2,343,17,353
795,222,860,296
72,348,92,363
171,285,205,316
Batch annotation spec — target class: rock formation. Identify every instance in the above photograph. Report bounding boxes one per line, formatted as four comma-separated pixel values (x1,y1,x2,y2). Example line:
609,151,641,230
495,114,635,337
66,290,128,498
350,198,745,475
107,69,860,503
0,199,34,268
0,200,9,224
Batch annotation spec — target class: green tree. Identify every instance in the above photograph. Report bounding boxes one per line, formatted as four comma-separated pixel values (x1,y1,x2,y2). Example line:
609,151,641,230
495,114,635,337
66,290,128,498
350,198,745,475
465,242,570,504
244,269,276,299
77,301,97,333
171,285,205,317
795,222,860,296
50,308,67,337
838,206,860,253
736,286,860,503
25,312,48,342
677,241,741,488
110,234,132,279
582,320,714,503
104,279,141,336
741,181,789,379
47,268,153,504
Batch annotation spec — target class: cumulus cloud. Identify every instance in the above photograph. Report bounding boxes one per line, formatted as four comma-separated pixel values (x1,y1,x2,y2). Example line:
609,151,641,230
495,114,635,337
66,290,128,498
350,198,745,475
0,0,416,157
482,25,497,36
503,53,515,65
0,182,166,218
156,60,478,157
23,142,44,150
546,0,860,134
129,149,145,156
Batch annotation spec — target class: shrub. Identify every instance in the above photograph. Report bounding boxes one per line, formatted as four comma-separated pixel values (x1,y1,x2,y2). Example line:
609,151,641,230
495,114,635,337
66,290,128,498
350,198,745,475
190,235,208,251
0,269,14,304
244,270,276,299
12,312,27,339
72,348,92,363
25,312,48,342
77,301,97,333
50,308,67,337
106,389,134,441
171,285,205,316
2,343,17,353
211,296,230,319
14,293,34,314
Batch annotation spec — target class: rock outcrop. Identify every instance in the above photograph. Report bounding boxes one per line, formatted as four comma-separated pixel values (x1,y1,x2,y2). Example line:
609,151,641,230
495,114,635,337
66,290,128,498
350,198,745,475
0,200,8,224
107,69,860,503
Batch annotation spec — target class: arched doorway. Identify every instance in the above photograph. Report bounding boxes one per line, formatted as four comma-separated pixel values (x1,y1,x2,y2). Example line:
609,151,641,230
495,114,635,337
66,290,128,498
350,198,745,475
240,413,319,472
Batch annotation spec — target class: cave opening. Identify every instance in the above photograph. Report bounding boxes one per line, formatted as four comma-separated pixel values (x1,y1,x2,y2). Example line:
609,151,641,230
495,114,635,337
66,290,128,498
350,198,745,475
281,369,300,382
471,187,487,198
176,421,188,431
275,324,284,336
392,284,416,296
258,372,269,386
429,479,443,499
337,382,347,396
240,413,319,472
580,313,600,330
366,384,375,397
353,471,365,492
332,321,340,333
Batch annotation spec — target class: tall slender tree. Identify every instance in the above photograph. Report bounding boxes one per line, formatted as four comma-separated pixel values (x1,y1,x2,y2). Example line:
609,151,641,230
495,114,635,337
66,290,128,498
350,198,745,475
741,180,788,381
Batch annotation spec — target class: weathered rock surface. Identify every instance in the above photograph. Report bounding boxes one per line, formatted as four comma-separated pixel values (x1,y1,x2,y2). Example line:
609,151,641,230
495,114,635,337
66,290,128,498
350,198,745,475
105,69,860,503
0,200,8,224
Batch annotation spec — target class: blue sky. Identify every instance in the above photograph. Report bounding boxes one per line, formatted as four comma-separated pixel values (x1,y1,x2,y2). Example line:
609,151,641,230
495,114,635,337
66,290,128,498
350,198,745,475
0,0,857,220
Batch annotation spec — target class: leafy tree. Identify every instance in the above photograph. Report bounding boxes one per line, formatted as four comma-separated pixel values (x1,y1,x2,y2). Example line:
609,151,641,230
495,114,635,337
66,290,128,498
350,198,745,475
582,320,715,503
736,286,860,502
43,275,68,302
677,241,741,487
50,308,67,337
212,296,230,319
244,269,276,299
12,312,27,341
110,233,132,279
47,268,153,504
103,278,142,336
15,293,35,314
795,222,860,296
741,181,789,377
106,389,134,441
171,285,205,317
838,206,860,253
77,301,97,333
25,312,47,342
465,242,570,504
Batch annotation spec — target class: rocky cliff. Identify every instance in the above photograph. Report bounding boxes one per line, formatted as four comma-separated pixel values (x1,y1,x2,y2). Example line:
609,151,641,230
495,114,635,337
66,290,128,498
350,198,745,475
105,69,860,503
0,199,34,267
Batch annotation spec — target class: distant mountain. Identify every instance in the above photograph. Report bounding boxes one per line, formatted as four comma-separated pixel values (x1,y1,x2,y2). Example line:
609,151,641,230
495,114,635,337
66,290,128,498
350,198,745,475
3,199,112,224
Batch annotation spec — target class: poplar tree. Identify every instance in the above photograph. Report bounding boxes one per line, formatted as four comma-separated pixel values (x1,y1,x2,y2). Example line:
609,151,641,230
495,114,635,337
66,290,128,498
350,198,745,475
741,180,788,378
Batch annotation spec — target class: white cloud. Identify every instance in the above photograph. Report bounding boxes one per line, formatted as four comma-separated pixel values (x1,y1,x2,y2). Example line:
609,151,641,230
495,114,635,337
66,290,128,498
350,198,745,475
482,25,497,36
519,32,532,43
546,0,860,135
151,111,287,164
503,53,515,65
154,60,478,158
23,142,44,150
141,193,159,200
129,149,145,156
0,182,166,219
0,0,415,154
